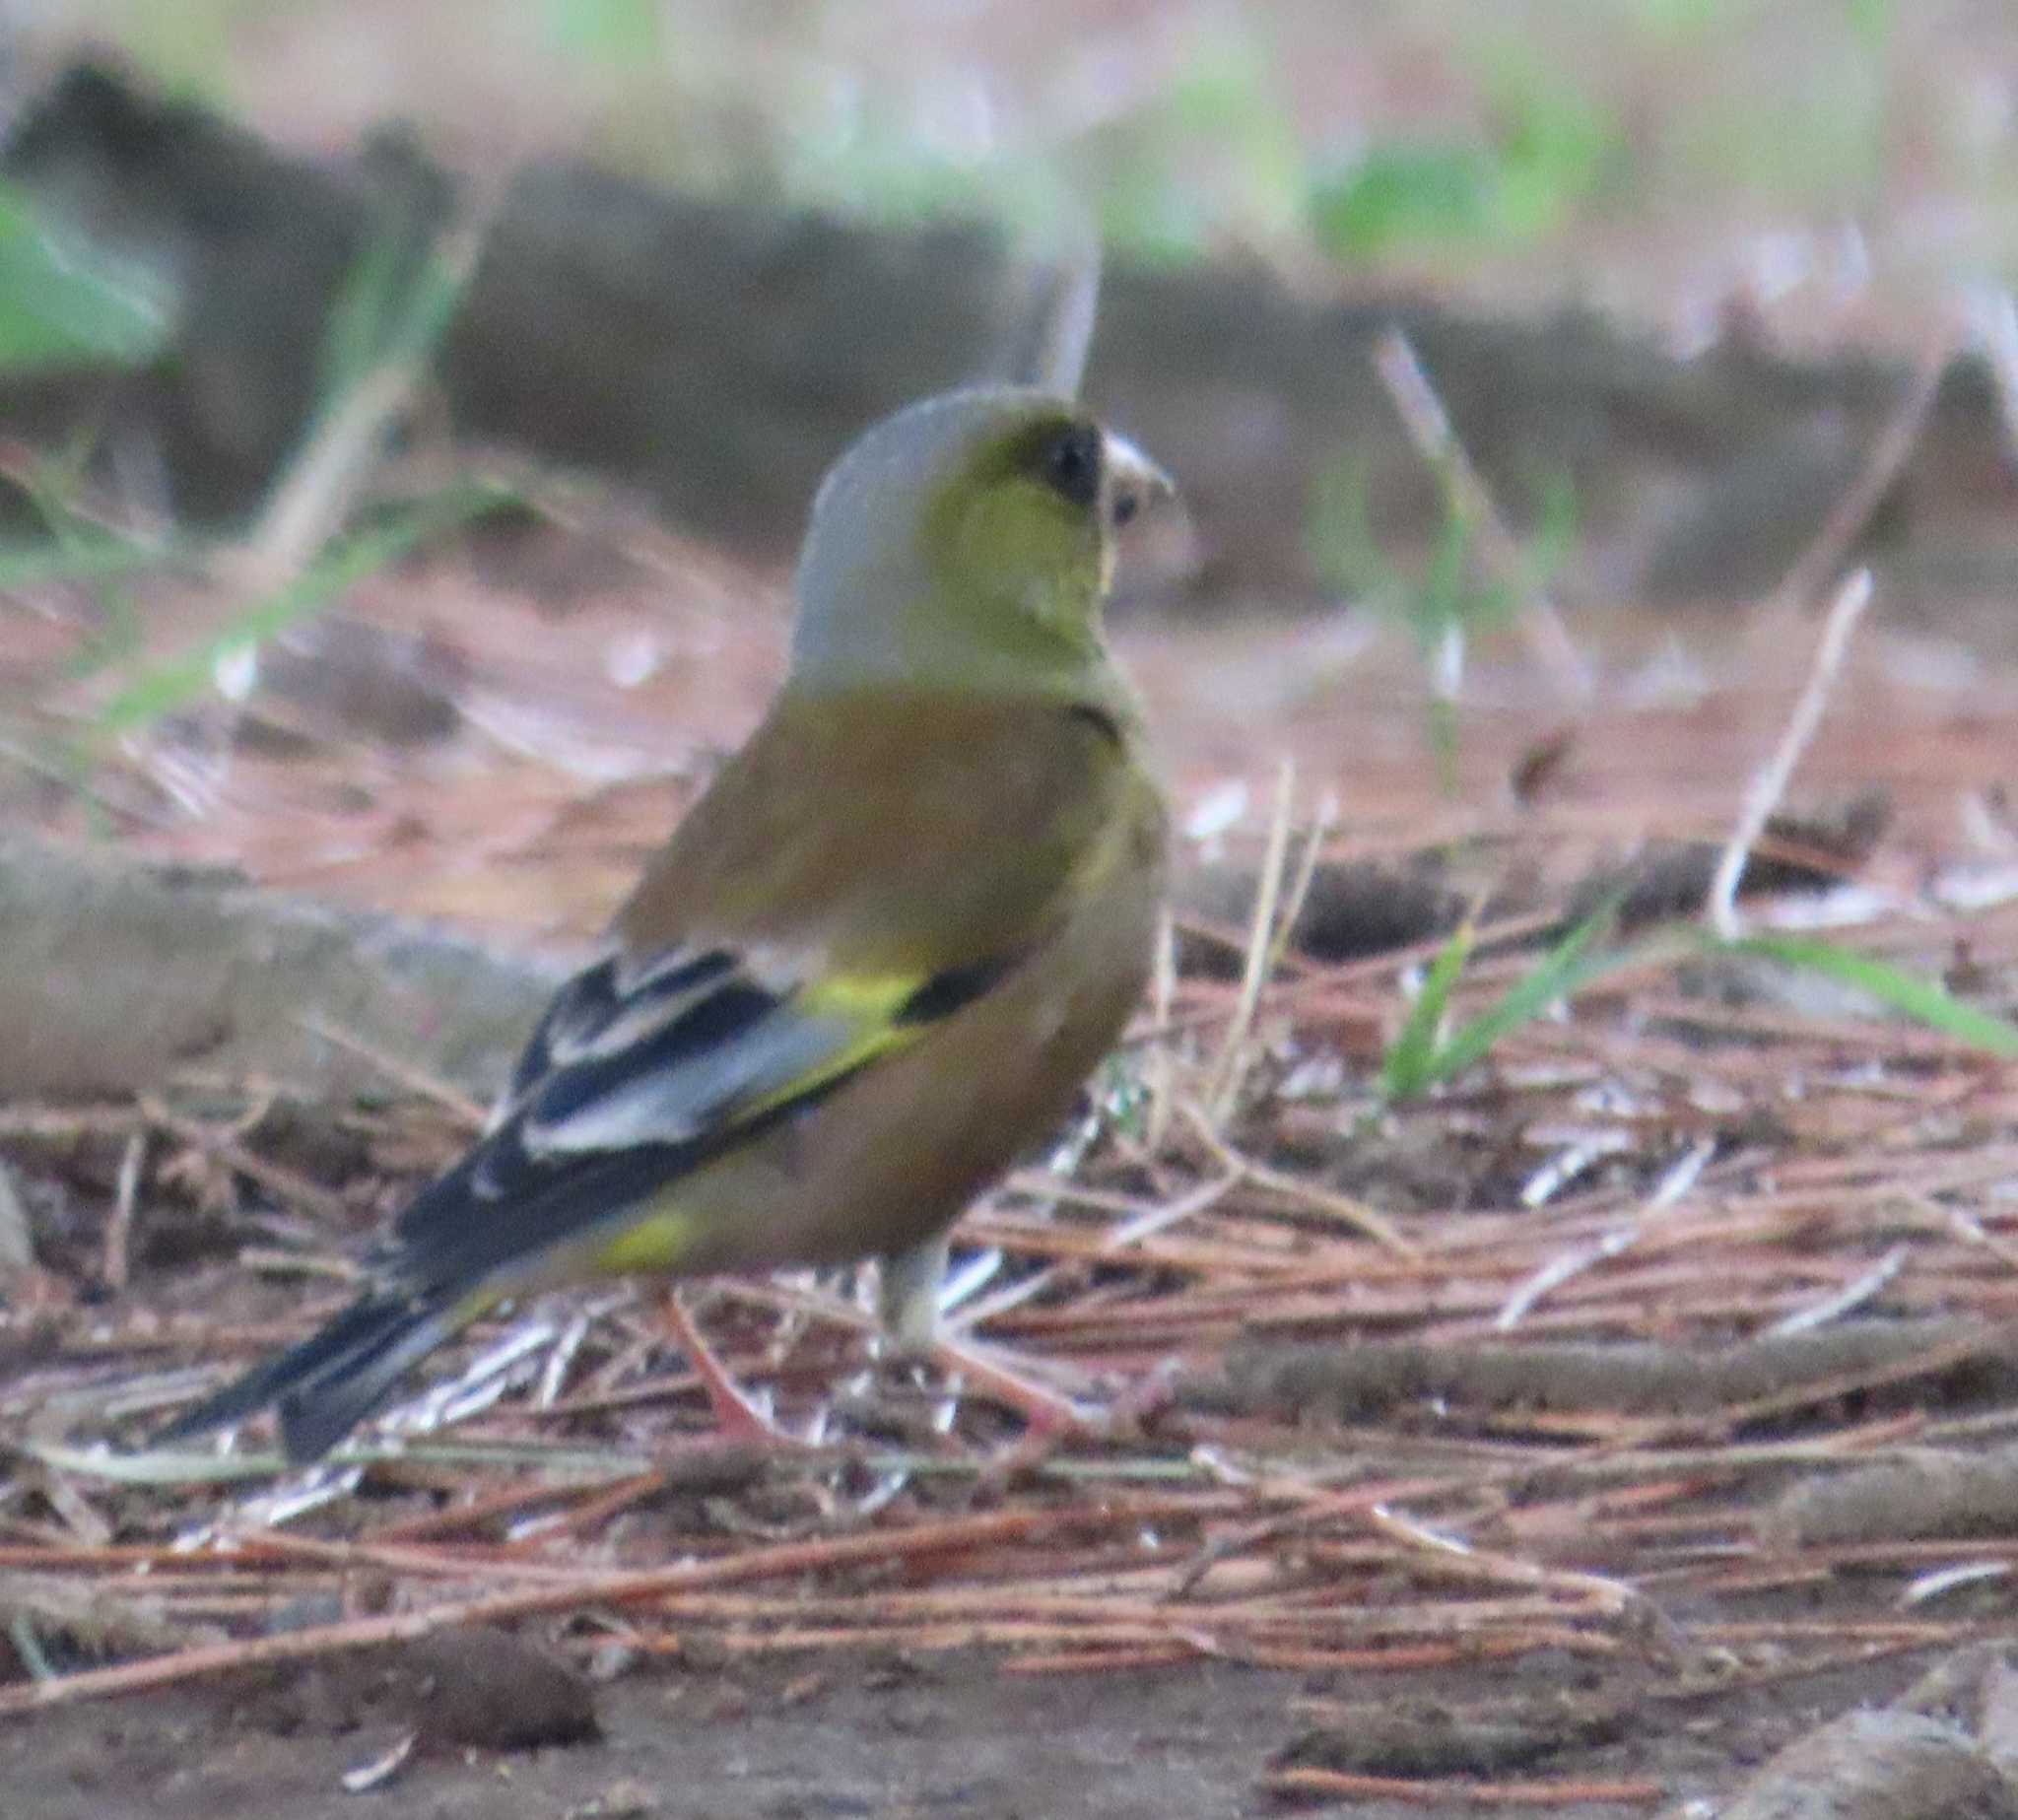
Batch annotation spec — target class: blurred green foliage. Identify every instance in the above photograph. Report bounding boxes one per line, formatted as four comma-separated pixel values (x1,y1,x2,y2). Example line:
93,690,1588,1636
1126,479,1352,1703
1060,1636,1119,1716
546,0,661,61
1309,452,1578,652
92,487,505,735
1308,450,1576,784
1309,73,1619,260
0,181,172,374
21,0,2005,277
1084,38,1307,264
309,219,470,425
0,213,501,758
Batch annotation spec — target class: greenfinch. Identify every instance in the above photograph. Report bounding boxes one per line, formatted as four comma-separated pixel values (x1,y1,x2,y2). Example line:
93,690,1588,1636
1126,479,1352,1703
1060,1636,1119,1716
160,385,1174,1461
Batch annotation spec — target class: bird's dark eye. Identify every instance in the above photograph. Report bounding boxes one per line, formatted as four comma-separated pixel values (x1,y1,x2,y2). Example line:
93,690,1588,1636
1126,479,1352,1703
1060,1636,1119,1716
1110,489,1140,528
1041,423,1103,510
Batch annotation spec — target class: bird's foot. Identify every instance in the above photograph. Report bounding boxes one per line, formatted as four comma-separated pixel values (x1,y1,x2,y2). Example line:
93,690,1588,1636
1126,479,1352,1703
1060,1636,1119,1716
927,1330,1101,1442
657,1290,809,1449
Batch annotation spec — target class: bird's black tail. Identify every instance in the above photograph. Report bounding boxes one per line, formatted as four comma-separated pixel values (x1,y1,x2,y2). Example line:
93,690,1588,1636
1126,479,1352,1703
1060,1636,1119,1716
154,1287,467,1463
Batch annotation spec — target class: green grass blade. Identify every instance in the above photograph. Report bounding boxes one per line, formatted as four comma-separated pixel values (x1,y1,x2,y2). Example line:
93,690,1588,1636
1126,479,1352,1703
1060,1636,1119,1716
1721,933,2018,1056
1429,908,1626,1086
1380,916,1475,1100
1428,896,1630,1089
94,484,507,735
315,218,412,410
314,225,471,416
1385,893,1629,1101
0,534,181,593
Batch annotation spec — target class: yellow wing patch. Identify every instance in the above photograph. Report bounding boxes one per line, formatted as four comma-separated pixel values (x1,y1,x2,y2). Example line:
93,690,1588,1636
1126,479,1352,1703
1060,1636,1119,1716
592,1204,700,1275
726,972,919,1120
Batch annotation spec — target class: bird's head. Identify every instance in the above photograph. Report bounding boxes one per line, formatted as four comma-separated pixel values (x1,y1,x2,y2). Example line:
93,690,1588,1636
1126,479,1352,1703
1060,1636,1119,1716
789,387,1175,704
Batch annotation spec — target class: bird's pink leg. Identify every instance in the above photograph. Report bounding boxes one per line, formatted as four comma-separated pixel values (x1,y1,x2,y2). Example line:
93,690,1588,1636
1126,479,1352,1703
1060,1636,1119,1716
657,1289,805,1448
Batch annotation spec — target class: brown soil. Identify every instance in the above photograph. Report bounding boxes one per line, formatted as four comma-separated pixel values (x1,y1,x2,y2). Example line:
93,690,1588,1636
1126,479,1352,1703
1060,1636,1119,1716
0,1627,1947,1819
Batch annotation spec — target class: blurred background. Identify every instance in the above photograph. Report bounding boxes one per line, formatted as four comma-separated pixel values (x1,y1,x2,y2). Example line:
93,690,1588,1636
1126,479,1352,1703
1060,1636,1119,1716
0,1,2013,946
13,0,2015,323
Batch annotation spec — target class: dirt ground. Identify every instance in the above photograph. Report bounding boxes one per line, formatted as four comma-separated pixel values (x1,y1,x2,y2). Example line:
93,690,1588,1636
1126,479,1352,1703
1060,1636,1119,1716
4,582,2018,1817
0,1619,1952,1819
3,526,2017,1817
10,1654,1304,1820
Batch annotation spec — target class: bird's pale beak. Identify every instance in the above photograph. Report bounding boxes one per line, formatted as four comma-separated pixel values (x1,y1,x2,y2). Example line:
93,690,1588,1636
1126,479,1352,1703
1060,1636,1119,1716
1101,431,1177,530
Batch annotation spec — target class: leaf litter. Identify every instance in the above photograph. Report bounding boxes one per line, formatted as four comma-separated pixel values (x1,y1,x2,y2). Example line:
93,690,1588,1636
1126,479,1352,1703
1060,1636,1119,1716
3,437,2018,1812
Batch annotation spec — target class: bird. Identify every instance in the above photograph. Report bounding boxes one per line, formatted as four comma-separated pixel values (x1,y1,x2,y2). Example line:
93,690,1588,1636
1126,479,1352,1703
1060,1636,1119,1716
157,384,1175,1462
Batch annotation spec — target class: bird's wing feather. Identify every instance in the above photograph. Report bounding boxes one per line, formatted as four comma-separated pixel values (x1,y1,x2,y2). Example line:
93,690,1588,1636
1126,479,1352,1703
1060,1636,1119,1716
378,691,1126,1297
388,939,1014,1291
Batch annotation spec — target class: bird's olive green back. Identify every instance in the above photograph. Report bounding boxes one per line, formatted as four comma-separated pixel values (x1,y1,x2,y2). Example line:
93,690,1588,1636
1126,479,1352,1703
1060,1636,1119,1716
617,690,1141,977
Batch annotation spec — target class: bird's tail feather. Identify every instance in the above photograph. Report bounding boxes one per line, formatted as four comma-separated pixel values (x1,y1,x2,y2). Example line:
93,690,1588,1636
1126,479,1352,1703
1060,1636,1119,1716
155,1287,468,1463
